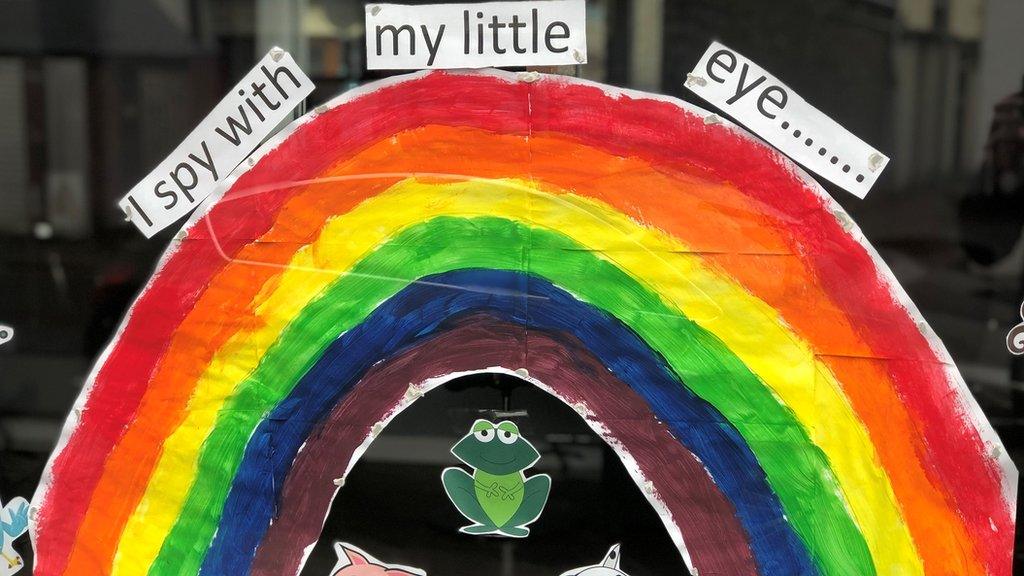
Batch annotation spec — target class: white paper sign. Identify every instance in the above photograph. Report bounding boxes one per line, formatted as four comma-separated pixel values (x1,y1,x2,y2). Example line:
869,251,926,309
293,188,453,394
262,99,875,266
119,48,314,237
685,41,888,198
365,1,587,70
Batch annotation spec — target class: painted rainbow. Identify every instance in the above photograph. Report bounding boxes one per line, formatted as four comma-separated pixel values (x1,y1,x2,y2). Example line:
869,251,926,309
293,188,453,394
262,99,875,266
32,70,1016,576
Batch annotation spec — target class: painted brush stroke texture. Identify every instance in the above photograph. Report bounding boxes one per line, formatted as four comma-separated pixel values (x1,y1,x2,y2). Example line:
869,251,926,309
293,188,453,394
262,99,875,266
137,192,892,576
209,270,815,576
31,70,1014,576
249,313,760,576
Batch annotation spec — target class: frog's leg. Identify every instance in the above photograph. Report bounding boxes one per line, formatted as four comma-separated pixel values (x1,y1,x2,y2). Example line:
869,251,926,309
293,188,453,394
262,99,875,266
442,467,498,534
499,473,551,537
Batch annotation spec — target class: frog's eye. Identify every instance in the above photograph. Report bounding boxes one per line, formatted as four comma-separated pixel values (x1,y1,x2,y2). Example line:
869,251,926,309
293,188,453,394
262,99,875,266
471,420,496,441
473,428,495,442
496,421,520,444
497,428,519,444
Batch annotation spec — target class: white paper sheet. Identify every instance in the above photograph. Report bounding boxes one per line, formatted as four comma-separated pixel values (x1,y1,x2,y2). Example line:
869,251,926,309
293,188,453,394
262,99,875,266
686,41,889,198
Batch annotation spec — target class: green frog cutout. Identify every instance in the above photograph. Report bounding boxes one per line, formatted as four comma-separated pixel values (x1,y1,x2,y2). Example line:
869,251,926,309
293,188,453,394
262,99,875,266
442,419,551,538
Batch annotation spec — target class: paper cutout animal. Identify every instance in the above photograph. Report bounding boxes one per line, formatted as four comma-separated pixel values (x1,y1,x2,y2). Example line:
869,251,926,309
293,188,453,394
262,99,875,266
442,419,551,537
559,544,631,576
0,497,29,576
329,542,425,576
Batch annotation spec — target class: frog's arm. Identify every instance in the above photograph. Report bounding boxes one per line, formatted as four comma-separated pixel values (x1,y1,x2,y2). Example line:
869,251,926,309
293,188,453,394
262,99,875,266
474,478,523,501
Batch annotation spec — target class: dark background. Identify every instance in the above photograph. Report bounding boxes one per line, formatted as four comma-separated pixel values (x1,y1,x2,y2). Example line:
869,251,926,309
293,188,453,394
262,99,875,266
0,0,1023,574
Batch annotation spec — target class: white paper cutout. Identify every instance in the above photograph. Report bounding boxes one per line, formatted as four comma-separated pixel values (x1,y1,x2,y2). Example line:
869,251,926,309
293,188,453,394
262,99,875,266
365,1,587,70
442,419,551,538
685,41,889,198
560,544,631,576
0,497,29,576
119,48,314,237
329,542,425,576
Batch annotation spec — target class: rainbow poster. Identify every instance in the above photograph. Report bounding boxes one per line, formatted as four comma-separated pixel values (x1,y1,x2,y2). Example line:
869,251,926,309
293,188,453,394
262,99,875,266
31,70,1016,576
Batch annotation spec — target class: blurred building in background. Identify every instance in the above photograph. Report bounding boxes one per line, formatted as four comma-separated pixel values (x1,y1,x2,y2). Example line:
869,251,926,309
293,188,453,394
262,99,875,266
1,0,1021,238
2,0,1017,331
